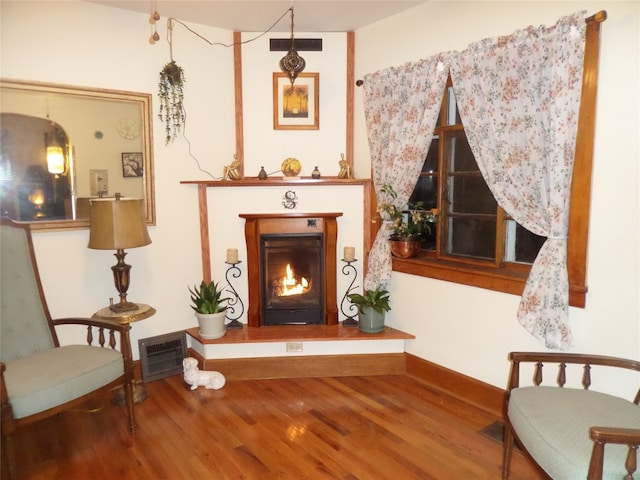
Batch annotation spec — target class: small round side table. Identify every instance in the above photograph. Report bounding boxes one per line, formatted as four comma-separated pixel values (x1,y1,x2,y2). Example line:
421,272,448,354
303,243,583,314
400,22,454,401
92,303,156,404
92,303,156,324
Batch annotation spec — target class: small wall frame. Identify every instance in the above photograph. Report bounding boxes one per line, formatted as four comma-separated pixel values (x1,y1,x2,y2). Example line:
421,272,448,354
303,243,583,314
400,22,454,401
272,72,319,130
122,152,143,177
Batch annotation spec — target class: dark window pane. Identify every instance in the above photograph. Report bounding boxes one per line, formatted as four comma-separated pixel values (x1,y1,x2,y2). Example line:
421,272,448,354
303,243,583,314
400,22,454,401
409,175,437,210
450,176,497,214
422,136,439,172
420,220,437,251
515,224,546,263
448,217,496,260
446,131,476,172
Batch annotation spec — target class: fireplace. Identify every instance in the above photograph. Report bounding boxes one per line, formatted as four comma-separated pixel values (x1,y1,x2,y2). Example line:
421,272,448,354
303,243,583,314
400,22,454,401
262,234,323,325
240,213,342,327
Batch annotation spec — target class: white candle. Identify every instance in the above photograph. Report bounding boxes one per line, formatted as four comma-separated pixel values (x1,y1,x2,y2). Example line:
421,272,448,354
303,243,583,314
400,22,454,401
226,248,238,264
344,246,355,262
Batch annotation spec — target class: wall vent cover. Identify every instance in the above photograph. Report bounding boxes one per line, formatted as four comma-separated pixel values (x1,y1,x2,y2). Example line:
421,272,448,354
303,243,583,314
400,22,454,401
138,331,187,383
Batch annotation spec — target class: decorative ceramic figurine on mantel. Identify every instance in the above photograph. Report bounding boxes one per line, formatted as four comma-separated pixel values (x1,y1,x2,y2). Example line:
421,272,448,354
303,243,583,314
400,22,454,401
223,154,242,180
337,153,352,179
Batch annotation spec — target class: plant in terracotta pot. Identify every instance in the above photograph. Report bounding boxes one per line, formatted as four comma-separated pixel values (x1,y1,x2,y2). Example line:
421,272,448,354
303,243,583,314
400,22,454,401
378,183,436,258
158,60,186,145
189,281,229,340
347,287,391,334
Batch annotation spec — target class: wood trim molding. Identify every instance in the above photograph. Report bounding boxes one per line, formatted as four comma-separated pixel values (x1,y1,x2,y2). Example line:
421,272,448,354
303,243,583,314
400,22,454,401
184,348,503,418
239,212,342,327
233,31,244,177
197,184,211,283
567,11,606,308
346,31,355,172
405,353,505,418
188,349,407,380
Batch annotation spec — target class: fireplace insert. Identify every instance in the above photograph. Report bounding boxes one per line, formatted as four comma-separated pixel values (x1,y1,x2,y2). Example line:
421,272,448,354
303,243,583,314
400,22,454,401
260,233,324,325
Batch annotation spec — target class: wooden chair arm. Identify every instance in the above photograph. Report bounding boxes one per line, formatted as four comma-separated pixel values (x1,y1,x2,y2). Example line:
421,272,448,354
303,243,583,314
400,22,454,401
509,352,640,371
51,317,132,352
506,352,640,399
51,317,129,333
588,427,640,480
591,427,640,445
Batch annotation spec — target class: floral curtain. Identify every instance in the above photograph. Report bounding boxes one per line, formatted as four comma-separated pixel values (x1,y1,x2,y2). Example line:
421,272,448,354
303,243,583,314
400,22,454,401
362,55,449,290
449,11,587,349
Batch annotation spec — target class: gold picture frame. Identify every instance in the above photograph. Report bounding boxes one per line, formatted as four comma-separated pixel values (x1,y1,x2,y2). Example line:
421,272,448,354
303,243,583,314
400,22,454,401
272,72,319,130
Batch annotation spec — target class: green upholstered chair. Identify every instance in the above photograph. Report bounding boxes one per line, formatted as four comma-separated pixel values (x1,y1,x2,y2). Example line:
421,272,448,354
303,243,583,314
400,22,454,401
503,352,640,480
0,218,136,479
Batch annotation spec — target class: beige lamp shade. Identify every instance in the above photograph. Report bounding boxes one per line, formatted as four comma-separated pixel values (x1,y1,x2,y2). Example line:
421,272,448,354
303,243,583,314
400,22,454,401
88,198,151,250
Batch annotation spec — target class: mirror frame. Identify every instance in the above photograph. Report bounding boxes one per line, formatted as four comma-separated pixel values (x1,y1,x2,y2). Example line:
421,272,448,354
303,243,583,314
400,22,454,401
0,79,155,230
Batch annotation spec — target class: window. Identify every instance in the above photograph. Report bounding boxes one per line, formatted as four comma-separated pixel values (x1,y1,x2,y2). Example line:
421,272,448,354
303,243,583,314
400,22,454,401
390,16,604,308
409,81,545,265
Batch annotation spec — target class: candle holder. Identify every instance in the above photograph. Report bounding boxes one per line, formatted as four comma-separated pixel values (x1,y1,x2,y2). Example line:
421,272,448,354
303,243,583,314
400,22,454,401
340,258,359,327
224,260,244,329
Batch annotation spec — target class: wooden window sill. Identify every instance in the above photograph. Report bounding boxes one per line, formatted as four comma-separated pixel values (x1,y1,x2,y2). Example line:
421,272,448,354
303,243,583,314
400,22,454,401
392,254,586,307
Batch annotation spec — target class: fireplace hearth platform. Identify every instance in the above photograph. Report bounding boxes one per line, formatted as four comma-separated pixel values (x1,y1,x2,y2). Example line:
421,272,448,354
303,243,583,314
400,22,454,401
185,324,415,380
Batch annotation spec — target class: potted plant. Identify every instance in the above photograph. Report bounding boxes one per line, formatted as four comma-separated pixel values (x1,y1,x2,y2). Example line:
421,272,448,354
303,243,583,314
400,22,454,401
347,287,391,333
188,280,229,340
158,60,186,145
378,183,436,258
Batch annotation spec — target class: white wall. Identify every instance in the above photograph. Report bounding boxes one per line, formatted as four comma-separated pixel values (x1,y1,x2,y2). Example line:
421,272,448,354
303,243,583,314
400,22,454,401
0,1,363,356
354,1,639,397
2,1,638,397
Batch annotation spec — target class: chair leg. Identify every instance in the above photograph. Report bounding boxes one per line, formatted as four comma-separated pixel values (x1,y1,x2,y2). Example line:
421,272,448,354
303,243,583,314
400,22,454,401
1,432,16,480
502,420,514,480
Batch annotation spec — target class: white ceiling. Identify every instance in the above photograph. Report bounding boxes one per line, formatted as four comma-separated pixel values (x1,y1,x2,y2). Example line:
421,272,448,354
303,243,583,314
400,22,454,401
85,1,428,32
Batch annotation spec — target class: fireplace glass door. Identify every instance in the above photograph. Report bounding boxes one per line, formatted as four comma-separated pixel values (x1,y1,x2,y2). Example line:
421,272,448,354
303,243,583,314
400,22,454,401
260,234,324,325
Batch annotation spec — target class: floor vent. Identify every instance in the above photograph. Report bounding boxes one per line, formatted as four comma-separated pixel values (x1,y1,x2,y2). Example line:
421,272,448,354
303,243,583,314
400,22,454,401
139,331,187,383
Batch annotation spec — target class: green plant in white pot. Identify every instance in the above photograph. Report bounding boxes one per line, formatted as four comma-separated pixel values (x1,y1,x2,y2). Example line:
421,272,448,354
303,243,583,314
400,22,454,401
189,281,229,340
347,287,391,334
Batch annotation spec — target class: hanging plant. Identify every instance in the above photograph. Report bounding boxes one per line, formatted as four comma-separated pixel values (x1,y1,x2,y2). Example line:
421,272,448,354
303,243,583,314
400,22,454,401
158,60,186,145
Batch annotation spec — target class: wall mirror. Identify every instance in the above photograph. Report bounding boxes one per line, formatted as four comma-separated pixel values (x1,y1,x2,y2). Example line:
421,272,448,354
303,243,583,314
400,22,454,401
0,79,155,230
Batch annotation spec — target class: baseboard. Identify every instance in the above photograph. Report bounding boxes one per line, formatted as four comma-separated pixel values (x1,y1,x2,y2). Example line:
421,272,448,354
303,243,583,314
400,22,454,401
182,349,505,417
405,353,505,418
187,348,406,380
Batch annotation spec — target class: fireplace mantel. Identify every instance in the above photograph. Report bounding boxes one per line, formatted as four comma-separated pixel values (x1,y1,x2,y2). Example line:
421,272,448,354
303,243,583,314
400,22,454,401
241,212,342,328
181,178,374,287
180,177,370,188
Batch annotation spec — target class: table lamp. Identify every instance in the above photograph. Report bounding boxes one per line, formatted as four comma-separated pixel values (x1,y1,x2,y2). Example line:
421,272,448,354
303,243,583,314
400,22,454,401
88,194,151,313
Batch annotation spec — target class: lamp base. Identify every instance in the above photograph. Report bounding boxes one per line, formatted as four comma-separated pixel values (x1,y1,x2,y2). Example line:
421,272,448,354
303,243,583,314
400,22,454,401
110,300,139,313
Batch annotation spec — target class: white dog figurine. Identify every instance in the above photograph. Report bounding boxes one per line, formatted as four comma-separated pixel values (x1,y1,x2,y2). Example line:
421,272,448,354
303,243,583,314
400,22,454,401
183,357,226,391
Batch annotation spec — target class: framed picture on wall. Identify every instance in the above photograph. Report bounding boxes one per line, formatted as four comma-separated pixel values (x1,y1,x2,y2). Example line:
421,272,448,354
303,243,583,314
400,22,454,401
122,152,143,177
272,72,319,130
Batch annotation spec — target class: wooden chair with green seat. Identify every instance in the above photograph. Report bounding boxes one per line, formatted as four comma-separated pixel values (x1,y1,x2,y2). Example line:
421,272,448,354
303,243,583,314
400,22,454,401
502,352,640,479
0,218,136,479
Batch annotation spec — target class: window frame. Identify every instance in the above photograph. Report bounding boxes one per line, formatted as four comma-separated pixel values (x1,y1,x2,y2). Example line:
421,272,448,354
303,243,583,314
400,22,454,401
376,13,605,308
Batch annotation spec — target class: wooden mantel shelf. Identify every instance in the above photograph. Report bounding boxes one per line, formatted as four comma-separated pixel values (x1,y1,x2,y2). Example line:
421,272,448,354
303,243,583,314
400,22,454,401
183,177,374,285
180,177,370,187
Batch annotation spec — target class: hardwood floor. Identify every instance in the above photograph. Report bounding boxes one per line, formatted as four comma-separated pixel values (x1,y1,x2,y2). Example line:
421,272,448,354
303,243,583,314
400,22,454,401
10,373,544,479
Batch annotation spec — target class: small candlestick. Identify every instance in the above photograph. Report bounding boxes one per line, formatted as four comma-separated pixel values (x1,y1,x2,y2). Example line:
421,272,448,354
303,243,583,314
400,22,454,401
226,248,239,264
343,246,355,262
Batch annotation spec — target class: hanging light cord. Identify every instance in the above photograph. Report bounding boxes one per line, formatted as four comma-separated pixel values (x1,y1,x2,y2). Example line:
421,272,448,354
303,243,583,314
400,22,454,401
158,7,295,180
166,7,292,49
